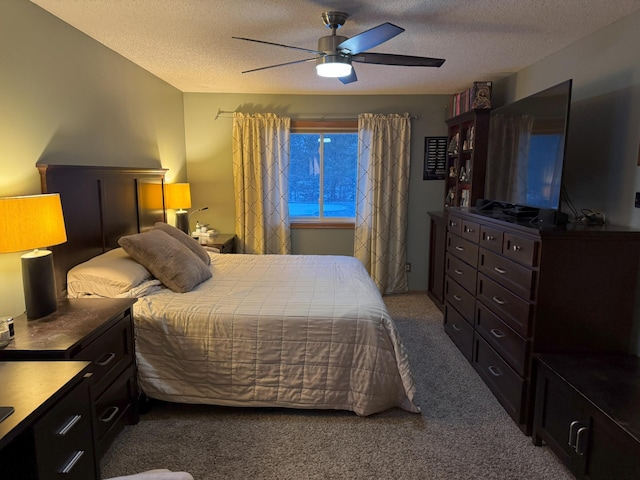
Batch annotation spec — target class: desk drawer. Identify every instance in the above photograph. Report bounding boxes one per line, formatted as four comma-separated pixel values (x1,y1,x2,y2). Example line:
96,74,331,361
76,314,133,398
478,248,536,301
473,334,525,424
476,273,533,337
445,276,476,323
94,365,137,458
446,233,478,268
33,377,96,480
445,253,477,295
475,302,529,376
444,303,474,361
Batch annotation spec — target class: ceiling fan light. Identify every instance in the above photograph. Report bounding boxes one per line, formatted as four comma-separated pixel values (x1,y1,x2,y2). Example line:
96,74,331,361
316,55,352,78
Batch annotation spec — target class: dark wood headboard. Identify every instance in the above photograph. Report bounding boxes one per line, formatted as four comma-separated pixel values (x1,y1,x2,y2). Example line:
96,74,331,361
38,164,167,295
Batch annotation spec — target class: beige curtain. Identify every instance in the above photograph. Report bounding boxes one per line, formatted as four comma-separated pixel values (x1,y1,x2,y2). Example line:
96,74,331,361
232,113,291,254
354,113,411,294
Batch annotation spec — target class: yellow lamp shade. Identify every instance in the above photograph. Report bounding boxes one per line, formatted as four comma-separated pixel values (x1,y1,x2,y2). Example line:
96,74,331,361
0,194,67,253
164,183,192,210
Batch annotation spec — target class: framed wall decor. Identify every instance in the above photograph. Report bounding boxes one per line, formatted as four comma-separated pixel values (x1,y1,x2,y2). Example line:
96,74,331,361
423,136,448,180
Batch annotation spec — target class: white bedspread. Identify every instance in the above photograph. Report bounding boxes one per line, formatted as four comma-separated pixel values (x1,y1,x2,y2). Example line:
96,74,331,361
133,254,420,416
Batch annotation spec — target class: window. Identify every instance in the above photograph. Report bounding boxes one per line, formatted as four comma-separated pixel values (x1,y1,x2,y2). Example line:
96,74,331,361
289,121,358,223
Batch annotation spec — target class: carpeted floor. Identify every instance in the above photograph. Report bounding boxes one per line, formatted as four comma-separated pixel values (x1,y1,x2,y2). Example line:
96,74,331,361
100,292,573,480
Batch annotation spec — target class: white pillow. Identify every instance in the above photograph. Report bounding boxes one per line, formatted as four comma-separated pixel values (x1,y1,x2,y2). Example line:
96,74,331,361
67,248,152,298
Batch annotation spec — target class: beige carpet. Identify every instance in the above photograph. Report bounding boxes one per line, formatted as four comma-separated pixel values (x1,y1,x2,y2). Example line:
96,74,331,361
100,292,573,480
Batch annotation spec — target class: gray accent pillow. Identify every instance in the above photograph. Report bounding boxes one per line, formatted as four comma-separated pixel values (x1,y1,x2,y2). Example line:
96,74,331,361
118,229,212,293
153,222,211,265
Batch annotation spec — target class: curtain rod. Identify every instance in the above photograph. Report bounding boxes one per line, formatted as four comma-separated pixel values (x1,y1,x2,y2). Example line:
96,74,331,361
214,109,418,121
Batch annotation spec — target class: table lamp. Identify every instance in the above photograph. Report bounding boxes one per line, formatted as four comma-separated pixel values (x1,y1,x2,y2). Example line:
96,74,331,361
0,194,67,319
164,183,191,233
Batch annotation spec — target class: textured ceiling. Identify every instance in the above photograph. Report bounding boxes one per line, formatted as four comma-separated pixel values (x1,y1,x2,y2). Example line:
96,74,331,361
30,0,640,95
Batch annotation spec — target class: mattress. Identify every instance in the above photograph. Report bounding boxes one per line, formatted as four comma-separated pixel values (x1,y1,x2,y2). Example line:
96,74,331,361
115,254,419,415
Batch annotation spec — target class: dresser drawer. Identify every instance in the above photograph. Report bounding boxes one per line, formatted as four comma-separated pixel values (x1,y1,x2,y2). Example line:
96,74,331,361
476,273,533,337
94,365,137,458
444,303,474,361
473,334,525,423
475,302,529,376
445,253,477,295
445,276,476,323
76,314,133,398
503,232,539,267
446,233,478,267
447,214,463,236
460,219,480,243
33,377,96,480
478,248,536,301
479,225,503,253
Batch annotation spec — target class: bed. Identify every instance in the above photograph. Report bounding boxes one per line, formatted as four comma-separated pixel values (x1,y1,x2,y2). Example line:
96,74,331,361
40,164,420,416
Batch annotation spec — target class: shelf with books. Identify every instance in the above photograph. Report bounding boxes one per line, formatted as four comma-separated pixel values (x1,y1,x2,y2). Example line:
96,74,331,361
443,109,490,208
448,81,493,118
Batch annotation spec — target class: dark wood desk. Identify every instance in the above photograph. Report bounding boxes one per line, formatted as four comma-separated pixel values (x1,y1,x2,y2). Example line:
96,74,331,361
0,361,96,479
0,297,139,459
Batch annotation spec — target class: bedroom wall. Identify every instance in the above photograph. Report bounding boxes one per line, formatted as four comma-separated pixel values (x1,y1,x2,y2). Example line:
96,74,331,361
183,93,450,292
491,9,640,355
0,0,187,318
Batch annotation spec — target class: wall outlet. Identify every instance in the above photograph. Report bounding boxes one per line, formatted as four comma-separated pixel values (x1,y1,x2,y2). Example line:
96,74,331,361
405,263,411,272
636,192,640,208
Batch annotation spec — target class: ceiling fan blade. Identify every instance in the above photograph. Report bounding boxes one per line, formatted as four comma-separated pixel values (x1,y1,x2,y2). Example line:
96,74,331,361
241,57,319,74
338,68,358,85
232,37,324,55
337,23,404,55
352,52,445,68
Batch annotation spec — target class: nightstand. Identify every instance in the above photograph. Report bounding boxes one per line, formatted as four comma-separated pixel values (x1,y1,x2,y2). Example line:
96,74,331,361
193,233,236,253
0,297,139,459
0,361,97,479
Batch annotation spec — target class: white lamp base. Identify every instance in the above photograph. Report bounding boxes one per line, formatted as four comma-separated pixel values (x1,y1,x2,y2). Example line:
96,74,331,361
21,249,57,319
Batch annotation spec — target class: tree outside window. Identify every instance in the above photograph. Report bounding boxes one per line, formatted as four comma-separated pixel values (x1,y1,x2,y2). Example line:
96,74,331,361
289,131,357,220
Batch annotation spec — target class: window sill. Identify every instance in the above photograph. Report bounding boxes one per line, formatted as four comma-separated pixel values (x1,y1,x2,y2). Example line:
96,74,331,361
290,221,355,229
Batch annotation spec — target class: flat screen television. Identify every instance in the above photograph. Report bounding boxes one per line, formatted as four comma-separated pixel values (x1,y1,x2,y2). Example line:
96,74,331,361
482,79,572,216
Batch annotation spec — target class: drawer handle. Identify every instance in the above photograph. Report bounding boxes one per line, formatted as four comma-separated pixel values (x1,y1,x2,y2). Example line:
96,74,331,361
464,227,474,233
576,427,589,456
488,365,503,377
450,222,458,227
99,406,120,423
453,295,463,302
512,244,522,252
490,328,505,339
60,450,84,474
493,266,507,275
492,296,506,305
97,352,116,367
455,246,464,251
453,269,464,275
568,420,581,448
451,323,462,331
485,235,495,241
56,414,82,436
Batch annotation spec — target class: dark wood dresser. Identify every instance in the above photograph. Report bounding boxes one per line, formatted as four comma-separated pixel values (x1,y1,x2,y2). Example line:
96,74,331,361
0,361,96,479
0,297,139,459
442,207,640,434
533,354,640,479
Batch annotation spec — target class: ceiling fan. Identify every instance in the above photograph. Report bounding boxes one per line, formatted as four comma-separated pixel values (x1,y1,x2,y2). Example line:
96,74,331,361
232,11,445,84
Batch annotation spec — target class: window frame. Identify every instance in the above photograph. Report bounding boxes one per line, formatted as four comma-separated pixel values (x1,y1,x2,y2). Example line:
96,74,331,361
289,120,358,228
